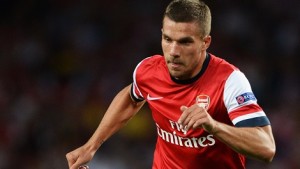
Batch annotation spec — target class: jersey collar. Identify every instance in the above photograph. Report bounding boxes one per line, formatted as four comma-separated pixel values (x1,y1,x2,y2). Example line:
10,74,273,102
170,53,211,84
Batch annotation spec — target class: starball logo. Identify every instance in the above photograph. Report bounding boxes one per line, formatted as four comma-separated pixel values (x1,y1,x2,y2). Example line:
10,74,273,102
156,120,216,148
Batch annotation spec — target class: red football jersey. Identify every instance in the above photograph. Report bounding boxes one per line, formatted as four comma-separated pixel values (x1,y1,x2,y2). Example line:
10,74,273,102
131,53,270,169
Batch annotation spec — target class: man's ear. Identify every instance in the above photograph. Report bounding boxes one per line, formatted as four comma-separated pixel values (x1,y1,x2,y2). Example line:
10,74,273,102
202,35,211,50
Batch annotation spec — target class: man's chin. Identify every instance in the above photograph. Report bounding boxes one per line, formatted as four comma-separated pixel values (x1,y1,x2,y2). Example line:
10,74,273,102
170,72,185,80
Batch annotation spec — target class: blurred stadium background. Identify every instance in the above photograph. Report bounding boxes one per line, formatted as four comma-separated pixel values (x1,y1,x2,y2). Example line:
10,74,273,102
0,0,299,168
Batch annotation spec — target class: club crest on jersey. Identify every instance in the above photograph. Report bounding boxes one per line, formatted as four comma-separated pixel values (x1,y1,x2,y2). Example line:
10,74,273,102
196,95,210,110
235,92,256,105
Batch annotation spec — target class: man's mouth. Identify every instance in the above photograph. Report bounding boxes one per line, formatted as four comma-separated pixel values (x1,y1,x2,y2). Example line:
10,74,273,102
171,62,181,68
168,60,183,69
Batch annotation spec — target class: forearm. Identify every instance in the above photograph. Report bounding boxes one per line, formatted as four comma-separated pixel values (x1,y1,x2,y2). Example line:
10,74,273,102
85,84,145,151
212,123,276,162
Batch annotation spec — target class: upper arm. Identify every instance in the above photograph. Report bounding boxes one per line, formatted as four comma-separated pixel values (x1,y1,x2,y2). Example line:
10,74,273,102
223,71,270,127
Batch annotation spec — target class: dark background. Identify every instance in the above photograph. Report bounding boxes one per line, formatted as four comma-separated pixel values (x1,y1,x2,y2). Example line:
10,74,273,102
0,0,299,168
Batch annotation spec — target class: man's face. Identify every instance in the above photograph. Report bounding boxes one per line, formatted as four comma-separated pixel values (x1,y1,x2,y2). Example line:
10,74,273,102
161,17,210,80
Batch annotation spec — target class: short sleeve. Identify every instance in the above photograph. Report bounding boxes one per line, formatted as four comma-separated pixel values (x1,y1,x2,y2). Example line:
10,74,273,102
130,58,147,102
223,70,270,127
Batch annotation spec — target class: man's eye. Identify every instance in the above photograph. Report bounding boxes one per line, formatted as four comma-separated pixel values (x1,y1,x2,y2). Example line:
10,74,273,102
164,37,172,42
179,40,192,45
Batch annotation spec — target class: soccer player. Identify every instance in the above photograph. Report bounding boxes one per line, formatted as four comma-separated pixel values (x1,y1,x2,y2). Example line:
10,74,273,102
66,0,276,168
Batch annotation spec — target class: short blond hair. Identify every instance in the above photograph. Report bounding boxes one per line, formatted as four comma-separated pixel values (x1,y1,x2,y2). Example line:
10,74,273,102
163,0,211,38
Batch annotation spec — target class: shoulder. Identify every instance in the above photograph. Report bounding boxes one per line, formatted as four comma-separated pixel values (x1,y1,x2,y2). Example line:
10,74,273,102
131,55,167,100
138,55,164,68
205,53,239,82
133,54,167,82
134,55,165,75
209,54,239,72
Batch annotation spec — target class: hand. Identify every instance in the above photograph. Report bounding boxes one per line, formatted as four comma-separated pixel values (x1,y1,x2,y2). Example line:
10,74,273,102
66,144,95,169
178,104,217,133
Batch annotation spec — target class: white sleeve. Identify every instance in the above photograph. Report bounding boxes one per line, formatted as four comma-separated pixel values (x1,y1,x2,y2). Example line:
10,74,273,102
223,70,270,127
224,70,258,113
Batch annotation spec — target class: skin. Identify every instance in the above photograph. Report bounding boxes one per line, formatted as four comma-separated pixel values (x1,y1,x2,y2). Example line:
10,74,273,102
66,85,146,169
66,16,276,169
162,17,211,80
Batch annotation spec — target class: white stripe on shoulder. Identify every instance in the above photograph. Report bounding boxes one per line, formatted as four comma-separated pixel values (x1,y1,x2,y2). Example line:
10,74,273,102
132,57,151,99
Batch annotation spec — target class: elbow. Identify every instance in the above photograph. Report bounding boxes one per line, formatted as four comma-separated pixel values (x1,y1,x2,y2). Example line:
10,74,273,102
259,125,276,163
251,141,276,163
261,145,276,163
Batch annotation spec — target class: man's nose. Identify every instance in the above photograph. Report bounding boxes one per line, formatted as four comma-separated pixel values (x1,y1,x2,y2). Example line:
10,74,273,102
169,42,180,57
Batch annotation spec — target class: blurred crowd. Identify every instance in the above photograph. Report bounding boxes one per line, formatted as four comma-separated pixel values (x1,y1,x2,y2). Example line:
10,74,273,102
0,0,299,168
